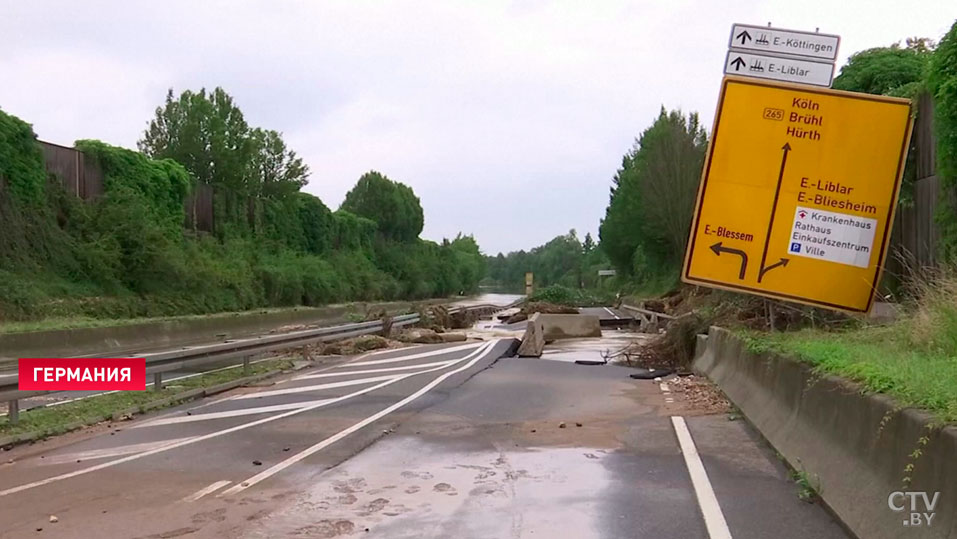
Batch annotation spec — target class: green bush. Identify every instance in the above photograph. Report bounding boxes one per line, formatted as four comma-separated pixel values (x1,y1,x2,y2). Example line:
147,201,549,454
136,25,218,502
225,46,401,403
927,22,957,260
528,285,609,307
0,108,487,324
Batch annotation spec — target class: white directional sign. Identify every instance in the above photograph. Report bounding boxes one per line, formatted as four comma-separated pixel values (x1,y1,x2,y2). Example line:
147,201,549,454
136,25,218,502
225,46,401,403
724,51,834,87
730,24,840,61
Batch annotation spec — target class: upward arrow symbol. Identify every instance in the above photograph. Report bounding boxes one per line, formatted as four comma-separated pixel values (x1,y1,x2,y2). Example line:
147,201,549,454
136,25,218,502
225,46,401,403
757,143,792,284
730,57,746,71
736,30,752,45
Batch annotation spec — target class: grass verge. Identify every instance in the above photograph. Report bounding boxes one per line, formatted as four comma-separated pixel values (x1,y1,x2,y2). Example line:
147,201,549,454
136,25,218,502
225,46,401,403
0,305,371,335
740,324,957,423
0,357,294,440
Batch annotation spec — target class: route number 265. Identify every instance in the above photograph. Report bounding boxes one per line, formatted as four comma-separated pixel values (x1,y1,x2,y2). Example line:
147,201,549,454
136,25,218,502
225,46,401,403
763,108,784,121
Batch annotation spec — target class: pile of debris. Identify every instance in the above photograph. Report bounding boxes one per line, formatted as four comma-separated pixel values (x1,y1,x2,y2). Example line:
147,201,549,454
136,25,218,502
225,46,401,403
430,305,477,329
318,335,398,356
395,327,467,344
666,374,731,414
504,302,578,324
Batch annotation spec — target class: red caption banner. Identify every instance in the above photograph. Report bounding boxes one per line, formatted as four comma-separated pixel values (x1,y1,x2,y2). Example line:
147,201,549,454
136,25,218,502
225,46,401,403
18,358,146,391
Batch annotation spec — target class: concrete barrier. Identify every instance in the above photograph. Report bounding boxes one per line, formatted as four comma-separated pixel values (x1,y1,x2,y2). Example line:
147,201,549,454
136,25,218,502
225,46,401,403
516,313,545,357
694,327,957,539
537,314,602,340
516,313,602,358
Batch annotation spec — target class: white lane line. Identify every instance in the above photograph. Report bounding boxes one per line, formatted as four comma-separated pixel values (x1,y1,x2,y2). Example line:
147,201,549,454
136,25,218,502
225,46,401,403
603,307,620,320
183,480,231,502
41,437,198,465
222,340,499,495
346,343,481,367
0,342,495,498
43,358,276,408
671,416,733,539
229,374,402,401
660,382,670,393
132,399,336,428
293,359,457,380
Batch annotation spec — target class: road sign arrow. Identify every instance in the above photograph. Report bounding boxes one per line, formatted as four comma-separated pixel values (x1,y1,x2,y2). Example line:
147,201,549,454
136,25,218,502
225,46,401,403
759,257,790,280
736,30,752,45
730,56,747,71
709,242,749,280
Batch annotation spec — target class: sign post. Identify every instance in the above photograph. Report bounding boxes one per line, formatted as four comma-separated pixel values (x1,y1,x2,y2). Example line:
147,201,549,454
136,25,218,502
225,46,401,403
682,76,912,313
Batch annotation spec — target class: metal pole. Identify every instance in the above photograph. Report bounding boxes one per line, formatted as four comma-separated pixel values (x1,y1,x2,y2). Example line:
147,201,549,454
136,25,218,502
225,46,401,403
243,356,250,376
7,399,19,424
153,372,163,391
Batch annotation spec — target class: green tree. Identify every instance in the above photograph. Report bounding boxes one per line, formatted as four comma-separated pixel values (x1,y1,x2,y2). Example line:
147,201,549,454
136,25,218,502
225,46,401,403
833,40,933,97
927,22,957,260
249,128,309,200
599,108,707,276
139,88,251,192
582,232,595,253
138,88,309,231
340,171,424,242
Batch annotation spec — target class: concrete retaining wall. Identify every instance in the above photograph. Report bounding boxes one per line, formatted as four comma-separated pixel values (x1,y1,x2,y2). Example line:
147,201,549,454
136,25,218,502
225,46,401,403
694,327,956,539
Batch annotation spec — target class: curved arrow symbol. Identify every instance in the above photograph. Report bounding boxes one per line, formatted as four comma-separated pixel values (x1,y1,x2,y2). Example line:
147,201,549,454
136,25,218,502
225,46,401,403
758,257,790,280
710,242,748,280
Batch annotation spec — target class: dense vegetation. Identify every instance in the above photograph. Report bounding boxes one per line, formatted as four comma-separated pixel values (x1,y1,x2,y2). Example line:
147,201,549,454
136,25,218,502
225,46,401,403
832,38,934,97
0,87,485,322
927,24,957,260
832,29,957,259
485,230,611,292
598,108,707,289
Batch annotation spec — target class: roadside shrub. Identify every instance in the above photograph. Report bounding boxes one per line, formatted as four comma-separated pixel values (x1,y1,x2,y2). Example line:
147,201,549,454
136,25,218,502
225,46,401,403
908,271,957,355
528,285,609,307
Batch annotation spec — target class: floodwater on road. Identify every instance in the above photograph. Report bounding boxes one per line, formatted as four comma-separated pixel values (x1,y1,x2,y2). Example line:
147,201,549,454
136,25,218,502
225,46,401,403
243,437,613,538
451,293,523,308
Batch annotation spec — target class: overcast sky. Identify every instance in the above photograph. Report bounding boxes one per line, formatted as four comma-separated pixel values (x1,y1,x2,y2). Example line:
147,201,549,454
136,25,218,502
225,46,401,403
3,2,955,255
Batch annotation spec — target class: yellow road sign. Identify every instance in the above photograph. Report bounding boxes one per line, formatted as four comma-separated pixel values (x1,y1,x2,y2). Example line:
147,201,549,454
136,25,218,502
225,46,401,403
682,76,913,312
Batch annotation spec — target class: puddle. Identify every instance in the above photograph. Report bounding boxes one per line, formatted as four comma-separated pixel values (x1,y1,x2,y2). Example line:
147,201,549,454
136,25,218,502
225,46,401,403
540,331,653,363
243,437,613,538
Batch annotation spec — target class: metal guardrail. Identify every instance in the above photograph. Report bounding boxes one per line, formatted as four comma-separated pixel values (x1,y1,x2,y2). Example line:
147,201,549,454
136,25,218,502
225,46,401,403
0,313,419,423
0,300,524,423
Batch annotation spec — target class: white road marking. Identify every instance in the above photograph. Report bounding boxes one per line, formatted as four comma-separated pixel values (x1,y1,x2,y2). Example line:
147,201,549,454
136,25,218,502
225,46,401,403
221,340,498,495
293,359,457,380
603,307,620,319
43,357,276,408
132,399,336,428
660,382,670,393
0,342,498,498
230,374,401,401
183,480,231,502
346,343,481,367
671,416,733,539
41,437,198,465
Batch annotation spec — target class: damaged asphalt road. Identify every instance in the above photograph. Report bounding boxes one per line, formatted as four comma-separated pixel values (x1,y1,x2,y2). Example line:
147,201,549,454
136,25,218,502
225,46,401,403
0,338,848,538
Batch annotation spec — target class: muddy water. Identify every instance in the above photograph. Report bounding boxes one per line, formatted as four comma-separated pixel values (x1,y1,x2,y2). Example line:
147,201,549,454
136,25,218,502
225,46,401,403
243,437,613,538
450,293,523,308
